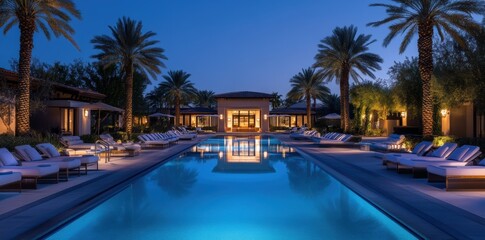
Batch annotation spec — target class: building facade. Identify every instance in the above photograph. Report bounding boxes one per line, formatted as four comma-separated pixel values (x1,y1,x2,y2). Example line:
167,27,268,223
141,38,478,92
214,91,271,132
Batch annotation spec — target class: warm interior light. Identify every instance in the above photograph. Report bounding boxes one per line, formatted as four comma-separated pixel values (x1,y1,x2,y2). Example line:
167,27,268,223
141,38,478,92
84,109,89,117
401,111,406,118
219,114,223,120
440,109,449,117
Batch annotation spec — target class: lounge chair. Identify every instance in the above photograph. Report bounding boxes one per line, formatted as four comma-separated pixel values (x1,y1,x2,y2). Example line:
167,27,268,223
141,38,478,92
99,134,142,157
60,136,107,155
170,129,196,140
36,143,99,173
0,171,22,192
398,145,481,178
315,133,352,143
0,148,59,188
290,130,319,140
15,145,82,180
137,134,169,148
363,134,405,151
427,159,485,190
177,127,198,137
387,142,457,171
382,141,434,167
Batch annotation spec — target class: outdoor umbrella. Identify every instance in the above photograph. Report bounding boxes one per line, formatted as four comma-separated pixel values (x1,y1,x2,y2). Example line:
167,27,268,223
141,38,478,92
319,113,341,120
83,102,124,134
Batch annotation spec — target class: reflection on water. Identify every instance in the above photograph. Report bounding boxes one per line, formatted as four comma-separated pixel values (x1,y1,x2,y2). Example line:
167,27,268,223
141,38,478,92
152,164,198,198
286,158,330,198
49,135,416,240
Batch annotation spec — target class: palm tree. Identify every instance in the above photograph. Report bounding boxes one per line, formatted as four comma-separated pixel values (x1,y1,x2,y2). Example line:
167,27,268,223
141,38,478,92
314,25,382,132
320,94,341,114
91,17,167,135
158,70,197,126
287,67,330,128
0,0,81,135
194,90,215,108
368,0,484,136
270,92,283,109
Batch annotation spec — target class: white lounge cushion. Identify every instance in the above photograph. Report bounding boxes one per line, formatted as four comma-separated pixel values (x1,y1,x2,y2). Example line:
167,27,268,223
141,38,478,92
24,147,43,161
0,164,59,177
37,143,61,158
447,147,469,161
0,171,21,186
399,159,469,169
0,148,19,166
22,158,80,170
79,155,99,164
427,165,485,177
430,146,449,158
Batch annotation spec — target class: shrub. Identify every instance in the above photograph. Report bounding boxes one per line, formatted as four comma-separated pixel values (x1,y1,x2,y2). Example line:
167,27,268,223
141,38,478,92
403,135,424,151
432,135,455,147
0,132,61,151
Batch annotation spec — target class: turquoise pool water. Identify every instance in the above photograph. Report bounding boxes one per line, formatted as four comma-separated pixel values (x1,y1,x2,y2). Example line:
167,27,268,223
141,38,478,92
49,135,416,239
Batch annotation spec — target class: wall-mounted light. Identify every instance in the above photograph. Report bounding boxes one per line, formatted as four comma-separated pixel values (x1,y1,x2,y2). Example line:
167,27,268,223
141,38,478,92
263,114,268,120
84,109,89,117
440,109,449,117
263,151,268,159
401,111,406,118
218,151,223,159
219,114,223,120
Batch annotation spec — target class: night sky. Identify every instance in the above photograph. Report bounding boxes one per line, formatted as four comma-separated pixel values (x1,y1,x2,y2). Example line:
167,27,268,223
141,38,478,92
0,0,419,96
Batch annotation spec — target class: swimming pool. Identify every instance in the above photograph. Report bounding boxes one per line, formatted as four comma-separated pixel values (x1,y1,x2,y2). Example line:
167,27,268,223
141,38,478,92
49,135,416,239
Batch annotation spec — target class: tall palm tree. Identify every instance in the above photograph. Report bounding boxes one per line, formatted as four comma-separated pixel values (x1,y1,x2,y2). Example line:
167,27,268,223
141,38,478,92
91,17,167,135
194,90,215,108
313,25,382,132
158,70,197,126
368,0,484,136
287,67,330,128
0,0,81,135
270,92,283,109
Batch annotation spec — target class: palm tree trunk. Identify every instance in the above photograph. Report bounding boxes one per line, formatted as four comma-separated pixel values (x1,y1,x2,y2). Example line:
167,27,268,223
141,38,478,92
16,18,35,136
125,62,134,136
306,92,311,128
340,66,350,132
418,23,434,136
175,96,180,127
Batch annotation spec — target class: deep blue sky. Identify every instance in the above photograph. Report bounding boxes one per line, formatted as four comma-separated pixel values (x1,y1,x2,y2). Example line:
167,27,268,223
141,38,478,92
0,0,419,96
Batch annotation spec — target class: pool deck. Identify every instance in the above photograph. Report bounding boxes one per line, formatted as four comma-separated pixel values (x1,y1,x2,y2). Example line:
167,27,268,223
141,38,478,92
0,133,484,239
275,134,485,239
